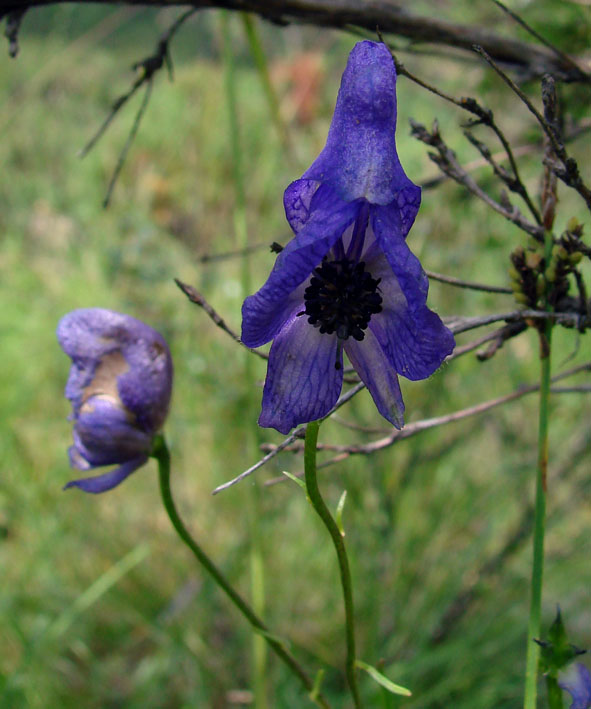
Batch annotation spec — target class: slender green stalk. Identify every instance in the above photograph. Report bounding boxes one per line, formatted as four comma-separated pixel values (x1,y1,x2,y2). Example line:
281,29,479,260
221,13,248,249
523,230,554,709
303,421,362,708
546,675,564,709
151,434,331,709
221,13,268,707
241,13,293,158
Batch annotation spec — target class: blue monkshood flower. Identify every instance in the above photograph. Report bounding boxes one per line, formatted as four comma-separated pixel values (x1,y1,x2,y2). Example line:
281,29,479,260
57,308,173,493
241,40,455,434
559,664,591,709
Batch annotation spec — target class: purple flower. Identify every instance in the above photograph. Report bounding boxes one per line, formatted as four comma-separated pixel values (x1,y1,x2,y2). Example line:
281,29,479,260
57,308,173,493
560,664,591,709
241,41,454,434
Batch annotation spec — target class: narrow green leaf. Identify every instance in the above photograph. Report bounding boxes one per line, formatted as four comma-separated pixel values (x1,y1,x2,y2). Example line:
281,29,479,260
335,490,347,536
309,668,326,702
356,660,412,697
282,470,306,490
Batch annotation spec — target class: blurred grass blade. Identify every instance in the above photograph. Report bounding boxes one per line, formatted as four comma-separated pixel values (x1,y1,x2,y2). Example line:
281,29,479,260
355,660,412,697
46,543,150,640
241,13,293,159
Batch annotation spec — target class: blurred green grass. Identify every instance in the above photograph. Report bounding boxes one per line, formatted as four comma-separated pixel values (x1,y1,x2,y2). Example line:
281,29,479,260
1,5,590,708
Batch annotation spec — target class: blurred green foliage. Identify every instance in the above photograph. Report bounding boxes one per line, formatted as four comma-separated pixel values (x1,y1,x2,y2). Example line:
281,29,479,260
1,4,590,708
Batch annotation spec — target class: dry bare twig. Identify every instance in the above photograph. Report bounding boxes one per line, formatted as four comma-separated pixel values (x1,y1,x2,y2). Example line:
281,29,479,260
7,0,591,83
473,45,591,212
78,8,197,206
263,361,591,484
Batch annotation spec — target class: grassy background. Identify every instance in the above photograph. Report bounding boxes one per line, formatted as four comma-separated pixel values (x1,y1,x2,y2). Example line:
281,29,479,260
1,4,590,707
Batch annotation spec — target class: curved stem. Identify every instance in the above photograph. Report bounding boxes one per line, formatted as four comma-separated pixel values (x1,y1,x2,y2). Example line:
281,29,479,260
151,434,331,709
303,421,362,708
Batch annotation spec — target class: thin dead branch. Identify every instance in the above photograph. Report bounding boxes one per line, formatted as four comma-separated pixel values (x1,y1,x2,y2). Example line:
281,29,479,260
212,383,365,494
174,278,269,361
473,45,591,212
427,270,512,294
78,8,197,206
263,361,591,483
12,0,590,83
410,119,544,239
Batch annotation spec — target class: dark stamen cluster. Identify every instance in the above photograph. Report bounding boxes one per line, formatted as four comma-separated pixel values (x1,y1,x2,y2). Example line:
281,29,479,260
299,259,382,341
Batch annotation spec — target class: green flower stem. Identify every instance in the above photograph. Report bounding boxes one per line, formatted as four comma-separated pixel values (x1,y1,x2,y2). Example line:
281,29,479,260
523,230,554,709
152,434,331,709
221,13,268,707
546,675,564,709
304,421,362,709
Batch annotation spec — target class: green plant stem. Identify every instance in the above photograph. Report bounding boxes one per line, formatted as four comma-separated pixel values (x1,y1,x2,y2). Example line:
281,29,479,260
241,13,293,159
303,421,362,708
152,434,331,709
221,13,268,707
546,675,564,709
523,231,554,709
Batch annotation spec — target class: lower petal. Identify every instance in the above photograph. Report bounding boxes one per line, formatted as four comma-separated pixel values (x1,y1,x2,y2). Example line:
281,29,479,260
259,315,343,434
63,455,148,494
73,397,153,466
369,206,455,379
370,307,455,381
558,663,591,709
344,329,404,428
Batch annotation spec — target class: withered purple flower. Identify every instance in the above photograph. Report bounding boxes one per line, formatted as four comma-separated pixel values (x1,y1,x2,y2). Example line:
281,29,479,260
57,308,173,493
241,41,454,434
560,664,591,709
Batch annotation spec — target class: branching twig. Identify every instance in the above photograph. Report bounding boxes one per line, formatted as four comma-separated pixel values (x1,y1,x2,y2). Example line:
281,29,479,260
17,0,591,82
174,278,269,361
184,282,587,492
198,242,271,263
386,45,542,225
447,321,527,362
491,0,589,82
446,308,591,335
78,8,197,206
102,78,153,208
212,383,365,494
462,128,542,225
262,362,591,481
427,270,512,294
420,118,591,191
410,119,544,239
473,45,591,212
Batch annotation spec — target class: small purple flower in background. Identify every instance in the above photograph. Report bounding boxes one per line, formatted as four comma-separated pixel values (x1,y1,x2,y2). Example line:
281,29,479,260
559,663,591,709
241,41,454,434
57,308,173,493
